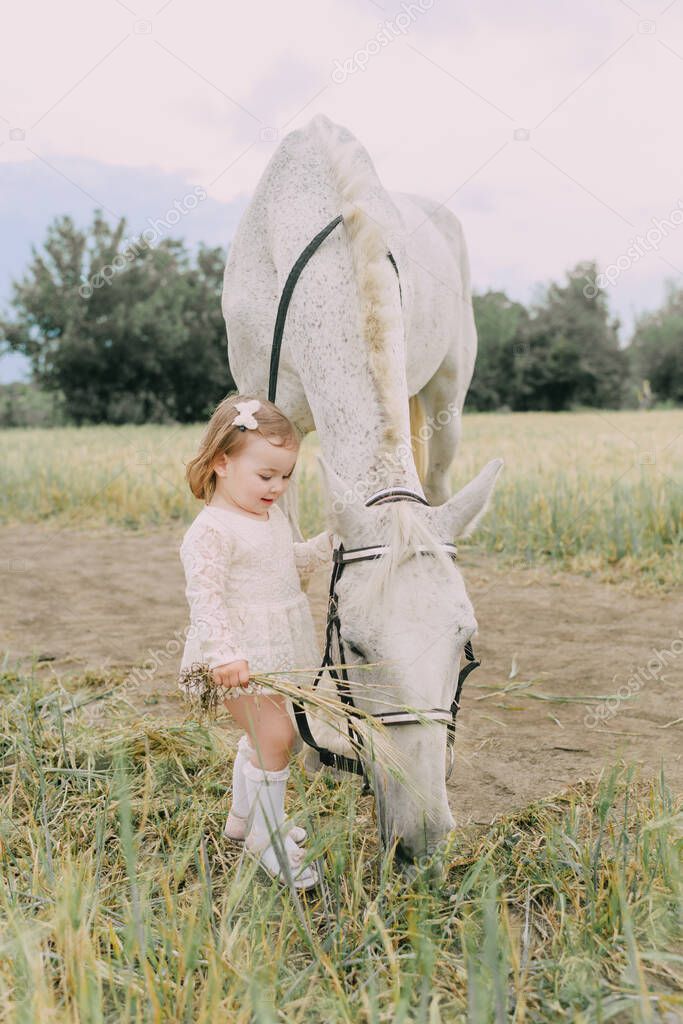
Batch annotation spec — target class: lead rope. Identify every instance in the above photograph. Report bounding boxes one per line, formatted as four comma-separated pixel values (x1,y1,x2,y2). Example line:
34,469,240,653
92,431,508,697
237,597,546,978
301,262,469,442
268,214,401,404
268,215,343,404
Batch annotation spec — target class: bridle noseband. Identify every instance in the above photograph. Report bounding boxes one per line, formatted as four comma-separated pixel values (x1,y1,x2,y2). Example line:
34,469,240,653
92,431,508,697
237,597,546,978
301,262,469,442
258,214,481,785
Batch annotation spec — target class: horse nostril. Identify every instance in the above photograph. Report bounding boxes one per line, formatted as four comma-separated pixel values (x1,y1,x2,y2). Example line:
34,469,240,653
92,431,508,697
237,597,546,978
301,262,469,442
394,838,414,865
393,839,447,884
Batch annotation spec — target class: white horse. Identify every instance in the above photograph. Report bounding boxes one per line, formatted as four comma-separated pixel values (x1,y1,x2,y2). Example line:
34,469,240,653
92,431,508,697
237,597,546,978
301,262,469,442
222,113,503,864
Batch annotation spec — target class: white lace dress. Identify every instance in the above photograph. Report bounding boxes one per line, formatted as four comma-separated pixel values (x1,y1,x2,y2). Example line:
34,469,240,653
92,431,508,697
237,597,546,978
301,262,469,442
178,502,334,701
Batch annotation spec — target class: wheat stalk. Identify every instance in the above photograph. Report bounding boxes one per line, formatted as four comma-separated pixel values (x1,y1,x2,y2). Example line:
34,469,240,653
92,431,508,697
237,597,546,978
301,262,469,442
178,660,450,820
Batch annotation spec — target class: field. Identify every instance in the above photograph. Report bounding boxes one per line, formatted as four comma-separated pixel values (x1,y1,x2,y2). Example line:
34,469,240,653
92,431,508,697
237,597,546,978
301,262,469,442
1,410,681,1021
1,409,681,589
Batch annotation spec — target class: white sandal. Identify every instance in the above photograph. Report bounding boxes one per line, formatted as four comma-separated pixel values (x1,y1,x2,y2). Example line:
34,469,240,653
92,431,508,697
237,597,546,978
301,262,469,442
244,831,320,891
223,809,307,845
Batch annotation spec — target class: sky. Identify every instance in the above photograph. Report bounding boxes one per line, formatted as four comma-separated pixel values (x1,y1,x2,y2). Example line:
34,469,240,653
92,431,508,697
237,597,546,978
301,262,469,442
2,0,683,382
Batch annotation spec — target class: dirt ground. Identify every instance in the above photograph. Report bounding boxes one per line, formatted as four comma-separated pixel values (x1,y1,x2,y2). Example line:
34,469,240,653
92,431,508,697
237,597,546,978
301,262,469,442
2,522,681,824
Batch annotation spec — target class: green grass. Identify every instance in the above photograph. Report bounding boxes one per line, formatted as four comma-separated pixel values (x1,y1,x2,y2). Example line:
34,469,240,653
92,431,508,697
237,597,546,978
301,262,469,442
0,666,680,1022
1,410,681,590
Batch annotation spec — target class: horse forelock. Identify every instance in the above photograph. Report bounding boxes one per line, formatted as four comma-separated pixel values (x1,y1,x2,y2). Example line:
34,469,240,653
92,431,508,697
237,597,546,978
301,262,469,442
309,116,405,457
345,501,459,613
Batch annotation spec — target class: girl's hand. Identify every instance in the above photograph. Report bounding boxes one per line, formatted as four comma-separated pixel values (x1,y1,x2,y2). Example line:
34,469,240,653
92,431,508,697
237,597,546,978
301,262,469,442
212,659,250,689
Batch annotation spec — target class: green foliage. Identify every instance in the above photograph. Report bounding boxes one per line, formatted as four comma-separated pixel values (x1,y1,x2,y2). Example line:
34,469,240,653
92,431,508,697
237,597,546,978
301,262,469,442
0,381,68,427
469,261,630,412
627,280,683,404
0,666,680,1021
467,290,529,411
0,210,235,424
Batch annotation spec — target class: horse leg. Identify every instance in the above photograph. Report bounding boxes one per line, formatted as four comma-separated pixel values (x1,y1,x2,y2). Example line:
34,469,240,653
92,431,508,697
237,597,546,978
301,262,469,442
279,473,304,541
414,358,464,507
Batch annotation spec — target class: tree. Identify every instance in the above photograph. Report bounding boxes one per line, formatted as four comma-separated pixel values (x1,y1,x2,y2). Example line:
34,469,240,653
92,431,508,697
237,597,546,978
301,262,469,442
626,281,683,404
468,291,529,410
467,264,628,411
507,261,628,411
0,210,234,423
0,381,67,427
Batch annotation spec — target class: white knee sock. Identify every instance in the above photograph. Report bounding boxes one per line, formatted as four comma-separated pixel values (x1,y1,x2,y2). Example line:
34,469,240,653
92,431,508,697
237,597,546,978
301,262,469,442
231,734,255,818
241,759,319,889
242,759,290,850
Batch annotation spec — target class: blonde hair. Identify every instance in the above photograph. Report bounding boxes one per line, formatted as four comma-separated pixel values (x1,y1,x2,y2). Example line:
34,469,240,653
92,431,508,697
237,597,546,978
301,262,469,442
185,392,300,503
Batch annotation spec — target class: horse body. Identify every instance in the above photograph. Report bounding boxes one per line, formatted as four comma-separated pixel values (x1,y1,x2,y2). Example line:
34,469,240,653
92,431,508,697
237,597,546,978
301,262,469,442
390,189,479,505
222,113,502,863
392,190,477,392
223,115,477,505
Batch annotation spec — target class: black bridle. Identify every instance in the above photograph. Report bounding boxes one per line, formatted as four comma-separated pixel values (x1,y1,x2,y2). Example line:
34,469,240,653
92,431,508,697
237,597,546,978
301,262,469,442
290,487,480,785
263,215,481,784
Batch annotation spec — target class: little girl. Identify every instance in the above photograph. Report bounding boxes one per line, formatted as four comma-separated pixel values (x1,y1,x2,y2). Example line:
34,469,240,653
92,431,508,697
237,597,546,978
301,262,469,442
178,393,334,891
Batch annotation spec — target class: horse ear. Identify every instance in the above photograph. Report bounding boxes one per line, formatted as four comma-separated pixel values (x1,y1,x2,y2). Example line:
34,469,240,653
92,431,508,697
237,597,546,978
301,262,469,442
433,458,504,540
316,455,364,535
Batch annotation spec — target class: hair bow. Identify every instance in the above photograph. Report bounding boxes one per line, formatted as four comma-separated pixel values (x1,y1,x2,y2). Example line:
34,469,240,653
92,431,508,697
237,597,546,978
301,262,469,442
233,399,261,430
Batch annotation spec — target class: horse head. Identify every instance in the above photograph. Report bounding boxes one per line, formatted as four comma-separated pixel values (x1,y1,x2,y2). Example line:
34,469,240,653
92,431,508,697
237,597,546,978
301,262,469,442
316,455,504,870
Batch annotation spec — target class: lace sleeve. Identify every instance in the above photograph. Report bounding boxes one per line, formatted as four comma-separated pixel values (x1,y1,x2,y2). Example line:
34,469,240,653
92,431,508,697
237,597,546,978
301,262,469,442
180,522,247,670
293,529,334,580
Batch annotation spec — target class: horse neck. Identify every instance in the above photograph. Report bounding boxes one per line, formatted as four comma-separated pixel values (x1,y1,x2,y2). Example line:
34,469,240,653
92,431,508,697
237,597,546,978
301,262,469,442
260,118,421,493
316,410,423,501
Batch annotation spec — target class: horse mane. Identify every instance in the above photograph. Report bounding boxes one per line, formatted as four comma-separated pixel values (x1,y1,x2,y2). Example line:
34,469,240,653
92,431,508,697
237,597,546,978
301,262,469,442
309,115,405,459
308,116,457,595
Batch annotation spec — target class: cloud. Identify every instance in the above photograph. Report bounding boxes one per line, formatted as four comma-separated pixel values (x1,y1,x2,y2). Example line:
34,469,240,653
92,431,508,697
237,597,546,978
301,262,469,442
2,0,683,384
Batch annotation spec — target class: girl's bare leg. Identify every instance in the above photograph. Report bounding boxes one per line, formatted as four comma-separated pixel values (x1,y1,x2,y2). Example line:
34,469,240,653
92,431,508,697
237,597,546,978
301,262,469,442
223,691,296,770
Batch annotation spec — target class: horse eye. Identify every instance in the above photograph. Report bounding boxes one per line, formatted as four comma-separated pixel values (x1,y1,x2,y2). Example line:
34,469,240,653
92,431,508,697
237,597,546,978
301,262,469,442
344,639,365,659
